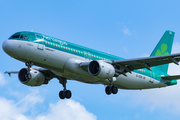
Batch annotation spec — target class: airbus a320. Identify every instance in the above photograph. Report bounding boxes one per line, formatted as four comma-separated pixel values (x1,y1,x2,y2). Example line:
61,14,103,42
2,30,180,99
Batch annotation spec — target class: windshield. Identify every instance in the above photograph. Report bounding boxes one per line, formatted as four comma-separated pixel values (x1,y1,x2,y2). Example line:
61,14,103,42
19,35,29,40
8,32,42,41
10,34,20,39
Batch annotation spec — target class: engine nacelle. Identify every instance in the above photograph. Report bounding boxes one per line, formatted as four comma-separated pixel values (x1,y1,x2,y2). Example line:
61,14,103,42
18,68,45,86
88,60,115,79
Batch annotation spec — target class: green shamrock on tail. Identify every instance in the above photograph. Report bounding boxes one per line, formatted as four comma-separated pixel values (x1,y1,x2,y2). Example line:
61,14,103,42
155,43,169,56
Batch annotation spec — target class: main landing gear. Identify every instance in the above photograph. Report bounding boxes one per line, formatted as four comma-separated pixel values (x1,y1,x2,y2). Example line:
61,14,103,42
105,78,118,95
58,77,72,99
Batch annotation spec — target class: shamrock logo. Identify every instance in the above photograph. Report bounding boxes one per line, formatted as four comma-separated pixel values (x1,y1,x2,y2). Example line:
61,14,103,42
155,43,169,56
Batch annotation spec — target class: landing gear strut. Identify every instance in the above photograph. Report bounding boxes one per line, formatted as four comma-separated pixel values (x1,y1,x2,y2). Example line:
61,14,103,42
105,78,118,95
58,77,72,99
25,62,33,80
25,62,33,71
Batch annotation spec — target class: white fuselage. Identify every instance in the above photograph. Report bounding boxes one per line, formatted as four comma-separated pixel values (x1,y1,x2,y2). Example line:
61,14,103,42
2,40,167,89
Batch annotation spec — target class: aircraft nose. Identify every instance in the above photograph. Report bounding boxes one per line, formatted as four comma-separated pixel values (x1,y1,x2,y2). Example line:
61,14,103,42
2,40,14,55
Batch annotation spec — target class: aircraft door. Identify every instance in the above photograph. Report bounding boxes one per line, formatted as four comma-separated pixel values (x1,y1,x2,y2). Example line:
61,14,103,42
37,43,44,50
36,34,44,50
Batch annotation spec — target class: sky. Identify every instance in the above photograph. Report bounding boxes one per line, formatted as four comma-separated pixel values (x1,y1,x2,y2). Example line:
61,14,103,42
1,0,180,120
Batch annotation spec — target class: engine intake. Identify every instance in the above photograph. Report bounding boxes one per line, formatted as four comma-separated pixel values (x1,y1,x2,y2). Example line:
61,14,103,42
18,68,45,86
88,61,115,79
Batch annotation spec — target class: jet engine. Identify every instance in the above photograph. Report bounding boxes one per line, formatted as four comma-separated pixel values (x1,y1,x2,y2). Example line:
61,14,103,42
88,60,115,79
18,68,45,86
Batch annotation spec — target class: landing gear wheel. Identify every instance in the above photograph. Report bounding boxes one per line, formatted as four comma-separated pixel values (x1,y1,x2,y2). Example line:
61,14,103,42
59,90,72,99
111,85,118,94
59,91,65,99
105,78,119,95
105,86,112,95
65,90,72,99
105,85,118,95
57,77,72,99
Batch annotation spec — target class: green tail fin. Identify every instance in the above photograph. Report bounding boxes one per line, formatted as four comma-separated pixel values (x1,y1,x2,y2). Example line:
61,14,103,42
150,30,175,73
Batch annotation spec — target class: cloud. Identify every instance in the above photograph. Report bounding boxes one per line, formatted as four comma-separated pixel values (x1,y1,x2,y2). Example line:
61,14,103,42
0,72,6,86
122,27,131,35
128,83,180,115
16,89,44,113
0,97,30,120
0,89,96,120
35,100,97,120
0,89,43,120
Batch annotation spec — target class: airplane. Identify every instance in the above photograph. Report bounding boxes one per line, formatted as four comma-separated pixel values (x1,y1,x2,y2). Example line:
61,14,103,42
2,30,180,99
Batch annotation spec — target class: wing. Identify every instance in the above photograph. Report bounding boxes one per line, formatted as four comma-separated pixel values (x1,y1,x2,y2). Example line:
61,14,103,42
80,53,180,75
112,53,180,73
32,68,55,81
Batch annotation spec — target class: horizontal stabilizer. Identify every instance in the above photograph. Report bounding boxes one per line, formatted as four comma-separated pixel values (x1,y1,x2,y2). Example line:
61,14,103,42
161,75,180,80
4,71,19,77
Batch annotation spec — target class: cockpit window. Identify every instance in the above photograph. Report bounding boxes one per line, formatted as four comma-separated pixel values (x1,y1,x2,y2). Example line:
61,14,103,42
25,36,29,40
9,32,42,41
10,34,20,39
20,35,24,39
20,35,29,40
35,34,43,39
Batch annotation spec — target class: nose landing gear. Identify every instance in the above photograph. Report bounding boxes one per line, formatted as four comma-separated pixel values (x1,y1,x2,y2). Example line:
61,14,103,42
25,62,33,80
25,62,33,71
25,62,72,99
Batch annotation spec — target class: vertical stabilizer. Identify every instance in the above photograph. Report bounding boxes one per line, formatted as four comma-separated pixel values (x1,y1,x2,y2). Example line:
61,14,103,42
150,30,175,73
